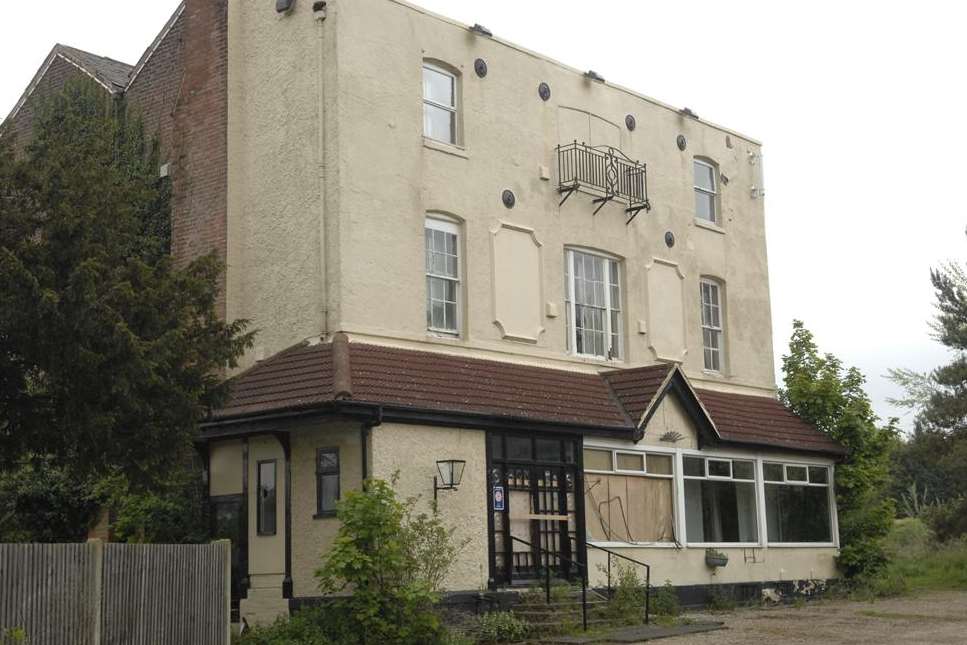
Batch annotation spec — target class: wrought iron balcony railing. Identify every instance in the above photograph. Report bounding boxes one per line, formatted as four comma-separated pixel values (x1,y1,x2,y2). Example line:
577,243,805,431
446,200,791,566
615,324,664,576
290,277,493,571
557,142,651,224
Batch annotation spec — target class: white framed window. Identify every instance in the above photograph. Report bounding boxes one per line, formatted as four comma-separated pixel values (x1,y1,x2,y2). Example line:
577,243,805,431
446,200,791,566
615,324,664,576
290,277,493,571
565,249,623,359
425,217,460,335
583,447,675,544
694,159,717,223
700,278,724,372
764,462,834,544
682,456,758,545
422,63,458,145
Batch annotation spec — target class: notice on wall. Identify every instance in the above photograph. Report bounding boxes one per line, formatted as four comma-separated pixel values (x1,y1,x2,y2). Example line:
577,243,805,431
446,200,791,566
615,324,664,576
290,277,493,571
493,486,505,512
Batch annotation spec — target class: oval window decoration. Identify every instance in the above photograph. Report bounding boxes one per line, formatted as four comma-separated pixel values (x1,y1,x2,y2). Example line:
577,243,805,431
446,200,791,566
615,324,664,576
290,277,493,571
502,190,516,209
474,58,488,78
625,114,637,131
665,231,676,248
677,134,687,151
538,82,551,101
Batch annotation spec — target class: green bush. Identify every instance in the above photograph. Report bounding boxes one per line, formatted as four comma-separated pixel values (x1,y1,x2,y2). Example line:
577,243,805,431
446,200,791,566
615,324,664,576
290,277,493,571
607,563,646,625
705,587,735,612
923,497,967,542
649,580,680,617
1,627,28,645
238,606,332,645
315,477,466,645
475,611,529,643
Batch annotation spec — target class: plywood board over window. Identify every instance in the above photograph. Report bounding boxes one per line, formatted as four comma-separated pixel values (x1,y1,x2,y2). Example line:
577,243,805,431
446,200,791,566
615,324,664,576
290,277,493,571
584,473,674,543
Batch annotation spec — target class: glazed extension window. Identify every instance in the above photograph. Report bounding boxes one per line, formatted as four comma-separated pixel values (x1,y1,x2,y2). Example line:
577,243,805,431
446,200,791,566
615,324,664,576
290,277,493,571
257,460,277,536
694,159,718,223
700,279,725,372
316,448,340,517
683,456,758,544
423,63,458,145
425,217,460,335
583,448,675,543
764,462,833,543
565,249,623,359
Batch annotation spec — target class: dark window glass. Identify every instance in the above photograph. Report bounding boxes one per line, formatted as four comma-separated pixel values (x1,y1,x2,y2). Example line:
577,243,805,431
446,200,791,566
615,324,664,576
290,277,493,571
763,463,784,482
786,465,808,482
683,457,705,477
684,480,758,543
316,449,340,516
732,460,755,480
506,436,533,461
808,466,829,484
257,460,277,536
488,433,504,460
766,484,832,543
536,438,562,462
563,440,576,463
707,460,731,478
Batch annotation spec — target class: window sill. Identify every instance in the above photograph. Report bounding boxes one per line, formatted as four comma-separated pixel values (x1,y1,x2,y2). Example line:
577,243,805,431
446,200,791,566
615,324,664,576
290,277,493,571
685,543,761,549
423,137,469,159
588,541,680,549
694,219,725,235
766,543,837,548
427,330,463,343
313,512,337,520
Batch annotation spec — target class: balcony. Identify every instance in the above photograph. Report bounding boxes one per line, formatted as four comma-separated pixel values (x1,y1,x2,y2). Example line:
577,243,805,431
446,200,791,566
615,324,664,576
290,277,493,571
556,142,651,224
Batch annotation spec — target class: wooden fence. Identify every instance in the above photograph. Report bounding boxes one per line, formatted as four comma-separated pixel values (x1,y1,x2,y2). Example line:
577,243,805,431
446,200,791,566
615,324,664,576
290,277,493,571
0,540,230,645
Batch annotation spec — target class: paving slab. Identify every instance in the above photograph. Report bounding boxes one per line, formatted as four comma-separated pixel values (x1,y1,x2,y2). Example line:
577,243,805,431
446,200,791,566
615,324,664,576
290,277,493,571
537,621,725,644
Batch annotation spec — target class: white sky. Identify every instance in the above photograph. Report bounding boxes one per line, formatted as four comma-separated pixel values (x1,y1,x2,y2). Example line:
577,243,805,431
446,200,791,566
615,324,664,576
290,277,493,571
2,0,963,430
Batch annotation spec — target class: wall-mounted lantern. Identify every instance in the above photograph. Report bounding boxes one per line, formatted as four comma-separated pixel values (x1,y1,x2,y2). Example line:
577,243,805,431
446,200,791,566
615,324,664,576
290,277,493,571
434,459,466,501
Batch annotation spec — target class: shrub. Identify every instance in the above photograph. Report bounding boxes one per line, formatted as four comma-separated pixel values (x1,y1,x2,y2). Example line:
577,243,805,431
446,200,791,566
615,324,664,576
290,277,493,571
314,477,467,645
923,497,967,542
705,587,735,612
237,606,332,645
607,563,646,625
475,611,529,643
649,580,680,617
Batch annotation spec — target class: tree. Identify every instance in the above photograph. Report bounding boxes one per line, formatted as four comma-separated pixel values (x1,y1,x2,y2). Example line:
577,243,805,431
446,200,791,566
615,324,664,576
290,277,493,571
0,78,253,540
887,261,967,538
780,321,897,578
315,477,466,645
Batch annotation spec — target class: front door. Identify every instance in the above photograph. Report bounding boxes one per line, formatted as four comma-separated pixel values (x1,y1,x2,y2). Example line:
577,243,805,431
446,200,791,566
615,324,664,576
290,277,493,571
486,433,585,586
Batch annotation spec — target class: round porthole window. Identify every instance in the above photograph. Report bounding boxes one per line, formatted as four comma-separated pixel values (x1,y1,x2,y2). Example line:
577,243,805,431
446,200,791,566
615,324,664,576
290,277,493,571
502,190,516,208
538,82,551,101
625,114,637,131
665,231,676,248
677,135,687,151
474,58,488,78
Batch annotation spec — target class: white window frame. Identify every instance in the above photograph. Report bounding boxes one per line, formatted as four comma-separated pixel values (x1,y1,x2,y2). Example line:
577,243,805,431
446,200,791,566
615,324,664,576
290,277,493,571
693,158,718,224
422,63,458,145
763,461,837,547
565,248,623,360
681,454,761,548
424,216,461,336
582,444,677,548
700,278,725,373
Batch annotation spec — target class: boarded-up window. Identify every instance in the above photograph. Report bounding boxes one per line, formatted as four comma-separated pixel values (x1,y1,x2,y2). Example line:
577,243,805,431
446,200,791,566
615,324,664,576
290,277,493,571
583,448,675,543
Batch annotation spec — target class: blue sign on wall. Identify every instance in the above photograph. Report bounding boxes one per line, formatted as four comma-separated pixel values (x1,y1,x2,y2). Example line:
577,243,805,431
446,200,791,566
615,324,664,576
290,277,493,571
493,486,505,512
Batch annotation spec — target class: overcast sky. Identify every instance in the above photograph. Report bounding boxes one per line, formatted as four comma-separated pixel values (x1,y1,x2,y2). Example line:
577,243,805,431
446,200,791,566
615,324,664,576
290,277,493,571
2,1,962,430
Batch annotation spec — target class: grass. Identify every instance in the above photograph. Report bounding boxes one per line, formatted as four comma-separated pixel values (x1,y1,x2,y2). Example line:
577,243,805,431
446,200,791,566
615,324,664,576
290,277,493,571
851,518,967,598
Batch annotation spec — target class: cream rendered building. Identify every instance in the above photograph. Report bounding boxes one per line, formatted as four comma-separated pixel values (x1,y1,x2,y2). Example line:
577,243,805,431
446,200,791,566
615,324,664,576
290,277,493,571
3,0,845,627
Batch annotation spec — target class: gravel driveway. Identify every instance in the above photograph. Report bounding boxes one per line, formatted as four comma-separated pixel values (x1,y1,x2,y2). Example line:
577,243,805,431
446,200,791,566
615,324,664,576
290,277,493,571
667,590,967,645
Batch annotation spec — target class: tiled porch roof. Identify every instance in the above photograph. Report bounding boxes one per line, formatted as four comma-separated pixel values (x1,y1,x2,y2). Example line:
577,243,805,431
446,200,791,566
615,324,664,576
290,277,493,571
207,336,844,456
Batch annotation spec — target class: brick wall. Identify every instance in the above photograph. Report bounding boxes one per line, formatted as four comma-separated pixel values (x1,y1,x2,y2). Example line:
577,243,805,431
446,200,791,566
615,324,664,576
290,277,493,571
125,9,186,164
5,54,109,151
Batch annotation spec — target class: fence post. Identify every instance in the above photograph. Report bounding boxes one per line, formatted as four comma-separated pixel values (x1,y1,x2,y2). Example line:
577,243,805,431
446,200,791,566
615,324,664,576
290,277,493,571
88,539,103,645
216,540,232,645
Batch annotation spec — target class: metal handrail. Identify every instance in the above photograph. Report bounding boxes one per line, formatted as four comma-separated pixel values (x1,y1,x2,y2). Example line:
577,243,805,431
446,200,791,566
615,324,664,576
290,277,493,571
586,542,651,624
509,536,588,631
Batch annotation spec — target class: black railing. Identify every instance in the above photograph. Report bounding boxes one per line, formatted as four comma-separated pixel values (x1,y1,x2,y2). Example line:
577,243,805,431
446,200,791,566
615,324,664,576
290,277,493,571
557,142,651,223
586,543,651,625
509,536,588,631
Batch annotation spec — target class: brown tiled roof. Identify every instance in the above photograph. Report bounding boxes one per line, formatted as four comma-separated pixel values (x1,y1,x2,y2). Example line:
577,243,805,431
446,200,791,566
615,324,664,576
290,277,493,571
602,364,675,425
696,388,846,455
209,338,844,455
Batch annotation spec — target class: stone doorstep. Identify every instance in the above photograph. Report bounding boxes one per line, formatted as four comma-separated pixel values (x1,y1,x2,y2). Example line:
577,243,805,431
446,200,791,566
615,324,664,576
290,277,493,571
535,621,725,644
